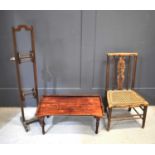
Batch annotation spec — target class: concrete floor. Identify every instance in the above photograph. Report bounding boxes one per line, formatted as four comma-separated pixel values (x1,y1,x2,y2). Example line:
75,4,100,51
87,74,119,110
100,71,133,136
0,106,155,144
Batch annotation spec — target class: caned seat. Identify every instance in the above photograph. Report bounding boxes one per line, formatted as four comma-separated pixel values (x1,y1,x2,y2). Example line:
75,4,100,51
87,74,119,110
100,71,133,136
105,52,149,130
107,90,149,108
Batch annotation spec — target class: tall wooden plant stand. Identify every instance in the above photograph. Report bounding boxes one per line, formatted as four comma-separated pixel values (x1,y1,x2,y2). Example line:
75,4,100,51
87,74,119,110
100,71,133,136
11,25,39,132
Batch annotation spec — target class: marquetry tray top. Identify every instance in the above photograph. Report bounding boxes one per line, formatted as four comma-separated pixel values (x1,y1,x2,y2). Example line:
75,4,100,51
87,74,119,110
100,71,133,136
36,95,104,118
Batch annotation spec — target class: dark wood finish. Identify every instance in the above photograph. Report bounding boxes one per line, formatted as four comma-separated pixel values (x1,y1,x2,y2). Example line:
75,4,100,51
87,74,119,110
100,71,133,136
36,96,104,134
39,117,45,135
105,52,138,91
112,56,117,90
13,25,32,31
117,56,125,89
12,27,25,121
131,56,138,89
126,56,131,89
105,52,137,91
31,26,39,104
105,52,148,131
142,106,147,128
107,108,112,131
12,25,39,132
105,55,110,92
95,117,100,134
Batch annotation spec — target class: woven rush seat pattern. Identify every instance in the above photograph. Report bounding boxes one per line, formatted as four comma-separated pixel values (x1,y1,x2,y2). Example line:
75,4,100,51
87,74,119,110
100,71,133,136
107,90,149,108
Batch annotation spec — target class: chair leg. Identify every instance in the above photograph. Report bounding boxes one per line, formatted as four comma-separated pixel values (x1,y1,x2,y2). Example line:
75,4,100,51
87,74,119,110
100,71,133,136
142,106,147,128
39,117,45,135
107,108,112,131
95,117,100,134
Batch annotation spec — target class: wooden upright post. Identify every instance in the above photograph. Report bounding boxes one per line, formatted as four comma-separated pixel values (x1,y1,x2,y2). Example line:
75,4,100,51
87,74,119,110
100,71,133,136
11,25,39,132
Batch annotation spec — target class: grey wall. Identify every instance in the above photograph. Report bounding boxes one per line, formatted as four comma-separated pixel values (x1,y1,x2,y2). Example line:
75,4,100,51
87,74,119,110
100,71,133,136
0,10,155,106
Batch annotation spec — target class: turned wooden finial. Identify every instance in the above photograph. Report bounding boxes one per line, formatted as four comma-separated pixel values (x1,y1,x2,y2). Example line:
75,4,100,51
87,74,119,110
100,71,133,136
117,56,125,89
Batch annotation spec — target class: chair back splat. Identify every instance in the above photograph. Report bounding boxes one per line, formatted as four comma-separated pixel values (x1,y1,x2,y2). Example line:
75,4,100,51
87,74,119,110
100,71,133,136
105,52,138,91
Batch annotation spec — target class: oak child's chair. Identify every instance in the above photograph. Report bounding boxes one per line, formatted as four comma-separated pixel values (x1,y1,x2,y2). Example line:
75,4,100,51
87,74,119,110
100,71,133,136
105,52,149,131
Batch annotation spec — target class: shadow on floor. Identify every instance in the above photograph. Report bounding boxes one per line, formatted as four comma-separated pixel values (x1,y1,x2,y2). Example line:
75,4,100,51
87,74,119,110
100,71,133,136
0,108,20,129
103,108,143,131
44,116,103,135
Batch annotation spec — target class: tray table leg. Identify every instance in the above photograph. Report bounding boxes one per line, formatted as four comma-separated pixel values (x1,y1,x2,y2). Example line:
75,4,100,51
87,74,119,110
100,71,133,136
95,117,100,134
39,117,45,135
